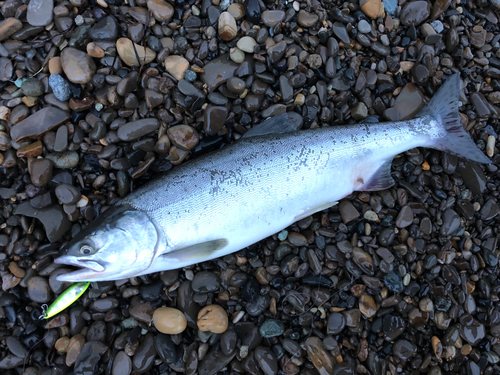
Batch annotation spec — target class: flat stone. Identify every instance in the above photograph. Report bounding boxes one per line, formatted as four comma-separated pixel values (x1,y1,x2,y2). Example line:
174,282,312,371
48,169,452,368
204,106,228,136
88,16,119,40
360,0,384,18
30,158,53,187
147,0,174,22
14,202,71,242
10,107,69,142
261,10,285,27
49,74,71,101
116,38,156,67
201,54,239,92
400,1,430,26
27,0,53,27
164,55,190,81
339,200,360,223
117,118,159,141
0,18,22,41
298,10,318,27
384,83,425,121
60,47,96,84
167,125,199,151
237,36,257,53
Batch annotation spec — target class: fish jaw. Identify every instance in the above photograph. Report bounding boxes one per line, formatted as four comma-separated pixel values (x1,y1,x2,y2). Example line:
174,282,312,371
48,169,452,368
54,255,107,282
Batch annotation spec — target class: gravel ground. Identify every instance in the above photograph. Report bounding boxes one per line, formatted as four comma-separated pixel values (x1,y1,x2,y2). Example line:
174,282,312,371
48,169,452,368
1,0,500,374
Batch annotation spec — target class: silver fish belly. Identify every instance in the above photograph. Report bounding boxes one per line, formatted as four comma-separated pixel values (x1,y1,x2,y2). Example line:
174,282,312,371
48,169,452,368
54,73,490,282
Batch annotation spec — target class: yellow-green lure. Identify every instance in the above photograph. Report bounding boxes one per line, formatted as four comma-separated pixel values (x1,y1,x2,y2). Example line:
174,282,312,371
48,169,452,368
40,282,90,319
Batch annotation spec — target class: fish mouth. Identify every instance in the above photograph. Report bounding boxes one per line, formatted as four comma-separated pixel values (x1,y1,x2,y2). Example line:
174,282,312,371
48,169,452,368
54,256,106,282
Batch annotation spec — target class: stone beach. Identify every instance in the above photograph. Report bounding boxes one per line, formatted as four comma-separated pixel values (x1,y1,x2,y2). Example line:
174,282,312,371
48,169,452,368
0,0,500,374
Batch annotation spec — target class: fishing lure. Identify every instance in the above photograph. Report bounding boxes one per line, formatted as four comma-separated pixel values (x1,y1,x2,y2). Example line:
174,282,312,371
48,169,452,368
40,282,90,319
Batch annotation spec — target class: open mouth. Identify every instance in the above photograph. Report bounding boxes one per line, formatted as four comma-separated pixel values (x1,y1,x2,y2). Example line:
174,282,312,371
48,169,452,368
54,256,105,282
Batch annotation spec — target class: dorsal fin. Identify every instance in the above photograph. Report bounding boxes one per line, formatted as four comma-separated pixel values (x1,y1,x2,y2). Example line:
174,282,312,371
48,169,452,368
242,112,303,138
361,159,395,191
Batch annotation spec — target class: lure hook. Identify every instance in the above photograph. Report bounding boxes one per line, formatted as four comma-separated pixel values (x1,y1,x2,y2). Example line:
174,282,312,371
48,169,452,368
38,304,48,320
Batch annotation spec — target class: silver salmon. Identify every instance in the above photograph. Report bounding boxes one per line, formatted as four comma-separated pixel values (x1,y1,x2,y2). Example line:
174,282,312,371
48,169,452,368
54,73,490,282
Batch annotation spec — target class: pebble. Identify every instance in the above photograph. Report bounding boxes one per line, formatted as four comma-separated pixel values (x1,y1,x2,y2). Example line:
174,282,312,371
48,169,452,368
60,48,96,84
153,307,187,334
204,106,228,136
400,1,430,26
237,36,257,53
132,333,157,373
30,159,53,187
197,304,228,334
339,200,360,223
192,270,220,292
304,337,335,375
259,319,285,338
55,184,81,205
358,20,372,33
218,12,237,41
261,10,285,27
393,339,417,361
27,276,52,303
167,125,199,150
254,346,278,375
116,38,156,67
486,135,495,157
327,312,346,334
21,78,44,97
147,0,174,22
89,16,118,40
351,102,368,120
112,351,132,375
46,151,79,169
384,83,425,121
164,55,190,81
298,10,319,27
49,74,71,101
359,294,377,318
0,18,22,41
395,205,413,228
117,119,159,141
440,209,460,236
360,0,384,19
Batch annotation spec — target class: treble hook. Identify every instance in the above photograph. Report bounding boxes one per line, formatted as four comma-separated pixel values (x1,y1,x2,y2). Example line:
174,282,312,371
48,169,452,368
38,304,48,320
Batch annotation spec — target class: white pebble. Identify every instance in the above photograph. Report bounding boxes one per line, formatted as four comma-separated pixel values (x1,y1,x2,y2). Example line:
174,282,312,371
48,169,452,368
75,15,84,25
229,47,245,63
487,135,495,157
236,36,257,53
293,1,300,11
364,210,378,221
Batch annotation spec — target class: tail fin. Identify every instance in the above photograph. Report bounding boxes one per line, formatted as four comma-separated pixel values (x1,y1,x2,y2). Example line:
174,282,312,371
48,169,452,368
416,73,490,164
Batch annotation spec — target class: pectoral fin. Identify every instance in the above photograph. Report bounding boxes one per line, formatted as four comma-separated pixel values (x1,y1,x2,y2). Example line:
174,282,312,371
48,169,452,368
294,201,338,222
135,239,229,276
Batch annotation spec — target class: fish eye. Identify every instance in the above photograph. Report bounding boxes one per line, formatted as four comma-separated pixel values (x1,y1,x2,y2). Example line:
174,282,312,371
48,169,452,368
80,245,94,255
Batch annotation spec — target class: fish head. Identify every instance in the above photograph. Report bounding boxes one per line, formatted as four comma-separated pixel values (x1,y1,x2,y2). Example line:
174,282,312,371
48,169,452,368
54,205,159,282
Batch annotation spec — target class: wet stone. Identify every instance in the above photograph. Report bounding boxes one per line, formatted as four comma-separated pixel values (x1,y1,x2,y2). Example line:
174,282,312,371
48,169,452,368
298,10,318,27
60,48,96,84
192,271,220,293
27,276,52,303
27,0,53,26
49,74,71,101
254,346,278,375
133,333,157,374
304,337,335,375
55,184,81,204
259,319,285,338
21,78,43,97
400,1,430,26
89,16,119,40
383,315,405,341
332,22,351,44
384,83,425,121
0,18,23,41
328,312,346,335
244,0,261,23
261,10,285,27
339,200,360,223
393,339,417,361
30,158,53,187
359,294,377,318
199,349,235,375
384,271,404,293
396,206,414,228
154,334,178,364
118,119,159,141
440,209,460,236
461,321,485,345
112,351,132,375
204,106,228,136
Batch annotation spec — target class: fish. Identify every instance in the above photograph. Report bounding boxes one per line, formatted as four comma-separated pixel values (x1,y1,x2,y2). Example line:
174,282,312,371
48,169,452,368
54,73,490,282
42,282,90,319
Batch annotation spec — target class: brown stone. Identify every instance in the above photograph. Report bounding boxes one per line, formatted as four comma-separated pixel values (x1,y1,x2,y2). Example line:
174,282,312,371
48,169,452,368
147,0,174,22
116,37,156,67
60,47,96,84
164,55,189,81
167,125,199,151
10,107,69,142
86,42,105,58
218,12,237,41
360,0,384,19
17,140,43,158
0,18,23,41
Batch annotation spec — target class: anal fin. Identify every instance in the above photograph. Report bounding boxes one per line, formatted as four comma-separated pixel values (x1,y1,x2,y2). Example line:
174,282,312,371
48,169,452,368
361,159,395,191
294,201,338,222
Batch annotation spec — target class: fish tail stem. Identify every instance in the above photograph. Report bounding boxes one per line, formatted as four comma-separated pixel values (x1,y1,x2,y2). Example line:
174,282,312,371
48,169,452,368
417,73,490,164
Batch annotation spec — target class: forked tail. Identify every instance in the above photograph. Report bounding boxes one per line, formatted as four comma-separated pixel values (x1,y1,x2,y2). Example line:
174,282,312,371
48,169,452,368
416,73,490,164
